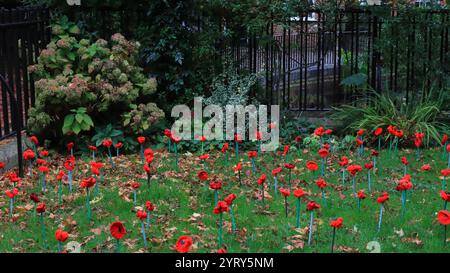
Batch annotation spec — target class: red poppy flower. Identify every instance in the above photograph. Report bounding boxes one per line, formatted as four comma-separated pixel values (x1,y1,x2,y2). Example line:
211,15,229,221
64,156,75,171
131,181,140,189
395,130,404,138
279,188,290,197
199,154,209,161
209,181,222,190
396,178,413,191
364,162,374,170
8,172,20,183
284,163,295,169
374,127,383,136
88,145,97,151
247,151,257,158
325,129,333,135
170,134,182,144
217,248,227,253
357,129,365,136
23,149,36,160
145,155,154,165
36,202,46,213
355,138,364,146
175,235,193,253
357,190,366,200
330,217,344,228
282,145,289,156
146,201,155,211
421,165,431,171
347,164,362,176
339,156,349,167
447,144,450,153
143,164,151,173
136,210,147,220
55,229,69,242
295,136,302,143
5,188,19,199
306,161,319,171
442,134,449,145
137,136,146,144
371,150,379,157
268,122,277,129
440,191,450,202
0,161,4,169
56,171,65,181
199,136,207,142
442,169,450,177
110,221,126,240
272,167,282,177
225,194,236,205
198,170,208,181
102,139,113,148
115,142,123,149
234,134,242,143
164,129,172,138
221,143,229,153
40,150,49,157
437,210,450,225
30,135,39,145
38,166,49,173
255,131,262,141
306,201,320,211
318,148,329,158
322,143,330,150
213,201,229,214
67,142,74,151
387,125,396,135
257,174,267,185
315,179,327,189
30,192,40,203
80,177,96,188
293,188,305,198
377,192,389,204
314,127,325,137
401,157,409,165
234,162,242,172
36,158,47,165
90,162,104,170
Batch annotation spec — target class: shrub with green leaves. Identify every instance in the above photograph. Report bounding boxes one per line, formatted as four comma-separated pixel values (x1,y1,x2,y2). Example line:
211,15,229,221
27,26,163,139
331,89,449,147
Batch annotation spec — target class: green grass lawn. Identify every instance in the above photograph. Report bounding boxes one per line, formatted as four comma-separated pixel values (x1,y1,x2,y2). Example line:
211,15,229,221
0,145,449,253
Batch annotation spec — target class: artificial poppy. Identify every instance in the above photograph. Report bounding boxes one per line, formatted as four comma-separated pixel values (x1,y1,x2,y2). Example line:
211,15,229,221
284,163,295,169
330,217,344,228
136,210,147,220
247,151,257,158
209,181,222,190
115,142,123,149
279,188,290,197
318,148,329,158
357,190,366,200
357,129,365,136
306,161,319,171
175,235,193,253
110,221,126,240
374,127,383,136
80,177,96,188
306,201,320,211
293,188,305,198
146,201,155,211
225,194,236,205
221,143,229,153
421,165,431,171
40,150,49,157
213,201,229,214
347,164,362,176
30,192,40,203
272,167,282,176
295,136,302,143
30,135,39,145
198,170,208,181
102,139,113,148
437,210,450,225
401,157,409,165
364,162,374,170
315,179,327,189
377,192,389,204
36,202,46,213
23,149,36,160
339,156,349,167
442,169,450,177
314,127,325,137
257,174,267,185
131,181,140,189
5,188,19,199
137,136,146,144
55,229,69,242
440,191,450,202
67,142,74,152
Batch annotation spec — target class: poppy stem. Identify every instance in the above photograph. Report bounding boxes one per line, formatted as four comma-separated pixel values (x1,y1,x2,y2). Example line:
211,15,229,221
238,170,242,186
378,137,381,151
133,190,137,207
141,221,147,248
214,190,218,207
230,204,237,232
116,239,120,253
58,181,62,204
108,147,115,169
68,171,73,193
92,151,95,161
140,144,144,163
288,170,292,190
40,213,47,250
168,139,171,153
218,213,223,246
444,225,447,247
401,190,406,219
331,227,336,253
273,176,278,196
377,205,383,233
42,175,46,193
251,158,256,174
308,212,314,245
58,241,62,253
321,158,325,177
368,170,371,193
342,168,345,185
357,198,361,210
86,188,91,225
147,172,151,187
352,176,356,198
445,201,448,210
235,142,239,162
284,196,288,218
147,211,151,228
116,148,120,157
225,152,228,166
295,198,301,228
174,144,178,169
9,198,13,220
321,189,327,208
261,185,265,204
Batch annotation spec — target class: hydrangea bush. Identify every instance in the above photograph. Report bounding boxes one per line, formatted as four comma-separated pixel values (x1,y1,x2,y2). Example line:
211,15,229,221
28,28,164,139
